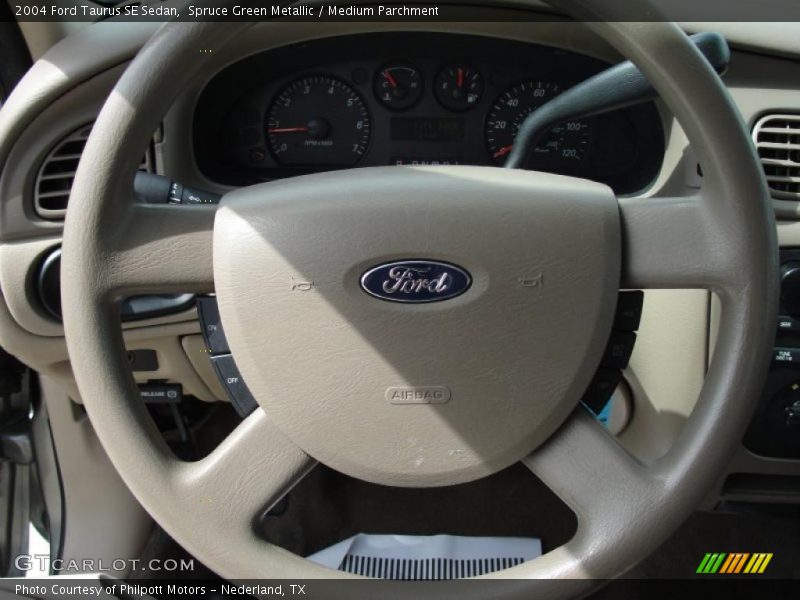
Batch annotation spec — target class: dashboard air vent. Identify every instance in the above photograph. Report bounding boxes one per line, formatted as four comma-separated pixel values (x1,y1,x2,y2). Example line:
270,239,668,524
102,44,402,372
753,114,800,200
34,124,154,219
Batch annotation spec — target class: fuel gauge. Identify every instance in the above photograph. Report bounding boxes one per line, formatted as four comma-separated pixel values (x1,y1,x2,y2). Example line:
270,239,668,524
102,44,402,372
435,65,483,111
374,64,423,110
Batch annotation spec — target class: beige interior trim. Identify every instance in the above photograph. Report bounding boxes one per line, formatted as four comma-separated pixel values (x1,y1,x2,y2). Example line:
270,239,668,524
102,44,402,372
621,290,710,461
39,375,153,577
182,334,226,400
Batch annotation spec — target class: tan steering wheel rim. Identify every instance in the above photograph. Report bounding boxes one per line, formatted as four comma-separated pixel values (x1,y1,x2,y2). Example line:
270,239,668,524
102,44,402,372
61,2,777,596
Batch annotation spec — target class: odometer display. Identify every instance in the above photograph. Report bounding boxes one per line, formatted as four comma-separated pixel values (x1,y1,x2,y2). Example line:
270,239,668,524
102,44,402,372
485,80,592,168
390,117,465,142
267,75,371,167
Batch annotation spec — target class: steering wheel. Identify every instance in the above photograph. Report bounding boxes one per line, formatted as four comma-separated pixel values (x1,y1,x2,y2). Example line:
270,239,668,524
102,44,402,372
61,1,777,595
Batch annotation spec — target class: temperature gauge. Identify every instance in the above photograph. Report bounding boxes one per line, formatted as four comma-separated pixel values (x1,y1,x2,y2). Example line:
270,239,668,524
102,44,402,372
374,64,423,110
435,65,483,111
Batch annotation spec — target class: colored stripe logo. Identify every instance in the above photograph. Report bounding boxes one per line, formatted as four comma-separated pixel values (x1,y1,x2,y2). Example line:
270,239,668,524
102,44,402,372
696,553,772,574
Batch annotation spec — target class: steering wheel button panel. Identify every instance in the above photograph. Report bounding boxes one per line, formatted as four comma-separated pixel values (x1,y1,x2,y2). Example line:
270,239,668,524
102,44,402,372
778,315,800,334
211,354,258,417
582,368,623,415
601,331,637,370
773,348,800,365
197,296,230,355
613,291,644,331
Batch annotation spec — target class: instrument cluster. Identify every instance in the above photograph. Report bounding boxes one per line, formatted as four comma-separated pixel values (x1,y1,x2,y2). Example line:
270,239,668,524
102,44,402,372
194,33,665,194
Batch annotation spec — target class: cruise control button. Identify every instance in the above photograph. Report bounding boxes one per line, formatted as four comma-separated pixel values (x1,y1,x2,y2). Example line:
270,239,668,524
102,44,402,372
197,296,229,355
773,347,800,365
582,368,622,415
613,291,644,332
602,331,636,370
211,354,258,417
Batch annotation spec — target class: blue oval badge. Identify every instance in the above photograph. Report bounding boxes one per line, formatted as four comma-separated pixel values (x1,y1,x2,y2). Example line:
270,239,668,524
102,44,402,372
360,260,472,303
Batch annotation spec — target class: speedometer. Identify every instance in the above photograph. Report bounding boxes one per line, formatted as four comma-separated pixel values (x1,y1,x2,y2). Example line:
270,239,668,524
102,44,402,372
266,75,371,167
485,80,592,167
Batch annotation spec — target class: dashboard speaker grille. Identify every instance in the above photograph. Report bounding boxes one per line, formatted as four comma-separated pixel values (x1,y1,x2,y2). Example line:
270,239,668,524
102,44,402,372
34,123,155,219
753,113,800,200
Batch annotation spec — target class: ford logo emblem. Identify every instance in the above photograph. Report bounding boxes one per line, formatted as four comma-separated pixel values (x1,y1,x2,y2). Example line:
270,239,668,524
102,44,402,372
360,260,472,303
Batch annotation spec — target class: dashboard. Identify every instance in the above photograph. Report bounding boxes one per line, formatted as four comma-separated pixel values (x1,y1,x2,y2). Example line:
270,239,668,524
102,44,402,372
193,33,665,195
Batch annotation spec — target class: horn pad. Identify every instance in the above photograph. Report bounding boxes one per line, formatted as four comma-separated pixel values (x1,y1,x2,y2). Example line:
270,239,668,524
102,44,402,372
213,166,620,487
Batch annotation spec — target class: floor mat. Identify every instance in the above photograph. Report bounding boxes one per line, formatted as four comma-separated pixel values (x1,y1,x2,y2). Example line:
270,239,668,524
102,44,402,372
308,533,542,579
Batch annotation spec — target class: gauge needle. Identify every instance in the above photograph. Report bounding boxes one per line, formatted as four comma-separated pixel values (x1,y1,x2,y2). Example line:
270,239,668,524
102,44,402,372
383,70,398,88
457,68,464,88
493,145,514,159
267,126,309,134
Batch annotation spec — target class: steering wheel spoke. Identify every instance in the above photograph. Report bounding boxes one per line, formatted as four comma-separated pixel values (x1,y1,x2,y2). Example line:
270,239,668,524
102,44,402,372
102,203,216,296
174,409,316,532
522,409,665,577
524,410,657,520
619,194,738,292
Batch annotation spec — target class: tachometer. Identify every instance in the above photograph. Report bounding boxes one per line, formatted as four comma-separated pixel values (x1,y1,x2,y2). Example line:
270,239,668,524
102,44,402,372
266,75,371,167
485,80,591,167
